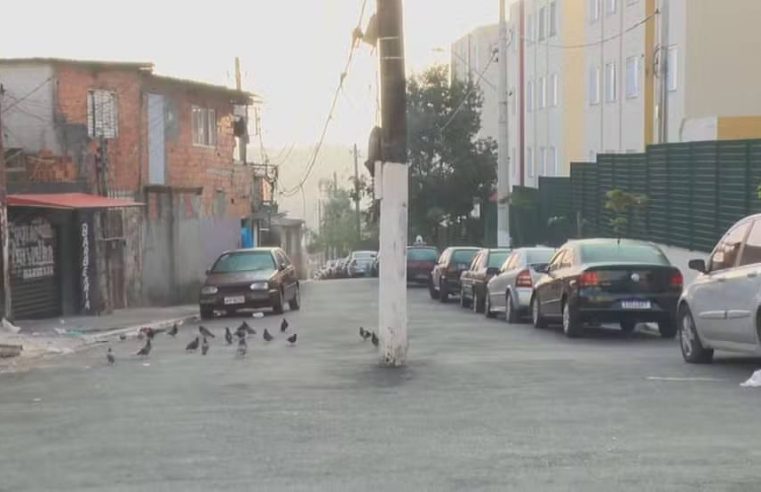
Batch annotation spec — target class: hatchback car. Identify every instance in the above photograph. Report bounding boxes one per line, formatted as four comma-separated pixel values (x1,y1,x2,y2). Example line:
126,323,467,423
199,247,300,319
679,214,761,363
429,247,480,303
485,247,555,322
407,245,439,284
348,250,377,277
459,248,511,313
531,239,682,338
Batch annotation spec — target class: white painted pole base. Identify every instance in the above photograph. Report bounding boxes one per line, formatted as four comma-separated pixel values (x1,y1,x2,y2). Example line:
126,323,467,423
377,161,408,366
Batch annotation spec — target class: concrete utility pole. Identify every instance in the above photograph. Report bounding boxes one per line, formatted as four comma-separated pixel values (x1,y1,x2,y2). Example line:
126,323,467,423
352,143,361,243
0,85,9,319
658,0,670,143
376,0,408,366
497,0,511,247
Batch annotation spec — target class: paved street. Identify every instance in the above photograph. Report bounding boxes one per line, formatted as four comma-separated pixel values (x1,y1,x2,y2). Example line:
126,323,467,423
2,279,761,491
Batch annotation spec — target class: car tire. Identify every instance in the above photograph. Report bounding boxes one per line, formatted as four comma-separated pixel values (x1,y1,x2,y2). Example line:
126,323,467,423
460,287,470,308
200,305,214,320
272,289,285,314
562,299,582,338
473,289,485,314
289,285,301,311
483,291,495,318
678,305,713,363
439,281,450,303
620,320,637,334
531,294,547,329
429,277,439,300
658,319,677,339
506,291,519,324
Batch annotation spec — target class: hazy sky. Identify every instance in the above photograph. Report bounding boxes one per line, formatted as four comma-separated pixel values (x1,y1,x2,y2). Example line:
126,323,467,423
1,0,498,149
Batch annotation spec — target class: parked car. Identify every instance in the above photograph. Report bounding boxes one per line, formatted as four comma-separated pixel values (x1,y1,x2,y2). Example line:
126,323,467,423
407,245,440,284
199,247,300,319
459,248,511,313
485,247,556,322
678,214,761,363
530,239,682,338
429,247,480,303
348,250,377,277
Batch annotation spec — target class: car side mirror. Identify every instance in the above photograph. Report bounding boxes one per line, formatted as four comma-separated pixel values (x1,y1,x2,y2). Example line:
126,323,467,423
535,264,549,274
688,259,707,273
486,267,500,276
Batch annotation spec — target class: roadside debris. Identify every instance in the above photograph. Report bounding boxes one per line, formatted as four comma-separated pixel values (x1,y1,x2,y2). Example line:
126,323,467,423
740,370,761,387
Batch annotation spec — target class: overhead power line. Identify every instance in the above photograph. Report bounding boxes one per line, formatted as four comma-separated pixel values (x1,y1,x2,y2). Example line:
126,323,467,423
441,48,498,132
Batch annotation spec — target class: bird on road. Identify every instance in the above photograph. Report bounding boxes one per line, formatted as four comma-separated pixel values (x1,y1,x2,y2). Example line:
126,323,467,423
201,337,210,356
236,336,247,357
199,325,215,338
186,336,200,351
280,318,289,332
225,327,233,345
360,327,371,340
263,328,274,342
371,332,379,347
140,327,156,340
168,323,179,337
136,338,152,357
119,333,127,341
287,333,297,345
106,347,115,365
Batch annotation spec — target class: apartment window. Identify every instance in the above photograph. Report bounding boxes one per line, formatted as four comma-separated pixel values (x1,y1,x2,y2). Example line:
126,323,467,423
606,0,617,15
548,147,557,176
192,106,217,147
538,147,546,176
527,80,535,112
589,0,601,22
605,62,617,102
549,73,559,107
87,89,118,138
549,2,558,37
667,46,678,91
588,66,600,105
527,147,535,178
625,56,640,98
538,6,547,41
511,148,517,177
527,13,535,42
539,77,547,109
510,87,516,115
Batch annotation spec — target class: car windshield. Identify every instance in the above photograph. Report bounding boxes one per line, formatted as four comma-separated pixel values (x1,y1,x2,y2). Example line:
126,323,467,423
211,251,276,273
487,251,510,268
452,249,478,265
526,249,555,265
579,243,670,265
408,248,438,261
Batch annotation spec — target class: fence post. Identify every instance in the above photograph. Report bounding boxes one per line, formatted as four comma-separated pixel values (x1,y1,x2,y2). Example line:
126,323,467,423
688,143,694,251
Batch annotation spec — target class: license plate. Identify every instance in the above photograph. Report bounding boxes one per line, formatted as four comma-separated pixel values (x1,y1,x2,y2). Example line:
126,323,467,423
224,296,245,305
621,300,651,310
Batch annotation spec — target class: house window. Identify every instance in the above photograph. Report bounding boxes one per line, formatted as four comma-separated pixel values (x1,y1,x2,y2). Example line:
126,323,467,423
589,0,601,22
512,147,517,177
667,46,678,91
527,13,535,42
605,62,617,102
548,146,557,176
538,147,546,176
192,106,217,147
538,6,547,41
549,2,558,37
87,90,118,138
589,66,600,105
626,56,640,98
549,73,558,106
539,77,547,109
527,80,535,112
606,0,617,15
527,147,535,178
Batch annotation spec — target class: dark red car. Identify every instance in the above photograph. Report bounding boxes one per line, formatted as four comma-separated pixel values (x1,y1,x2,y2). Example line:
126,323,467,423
406,245,439,284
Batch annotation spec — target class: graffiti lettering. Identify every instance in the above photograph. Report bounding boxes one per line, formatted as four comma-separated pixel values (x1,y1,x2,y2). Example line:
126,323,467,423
81,222,91,311
10,217,56,281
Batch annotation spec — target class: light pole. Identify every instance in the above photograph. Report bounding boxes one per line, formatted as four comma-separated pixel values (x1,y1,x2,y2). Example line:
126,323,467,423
497,0,512,248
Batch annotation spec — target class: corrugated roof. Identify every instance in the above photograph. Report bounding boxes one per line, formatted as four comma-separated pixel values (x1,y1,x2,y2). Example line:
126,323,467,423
0,57,154,70
7,193,143,209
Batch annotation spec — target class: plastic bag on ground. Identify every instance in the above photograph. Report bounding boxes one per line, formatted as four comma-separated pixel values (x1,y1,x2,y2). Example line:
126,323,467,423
740,369,761,387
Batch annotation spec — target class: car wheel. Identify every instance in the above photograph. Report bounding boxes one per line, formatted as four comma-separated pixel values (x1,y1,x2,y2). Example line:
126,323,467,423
679,305,713,363
289,285,301,311
200,305,214,320
531,294,547,329
460,287,470,308
562,299,582,338
272,289,285,314
620,320,637,334
658,318,677,339
483,292,495,318
473,289,485,314
429,277,439,300
439,280,449,303
506,292,519,324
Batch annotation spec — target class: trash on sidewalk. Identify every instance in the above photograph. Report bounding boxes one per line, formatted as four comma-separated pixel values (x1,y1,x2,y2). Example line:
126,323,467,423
1,318,21,334
740,370,761,387
0,344,23,358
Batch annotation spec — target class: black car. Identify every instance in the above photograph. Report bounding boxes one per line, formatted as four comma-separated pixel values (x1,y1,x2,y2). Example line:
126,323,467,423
459,248,511,313
530,239,682,338
199,247,300,319
429,247,480,303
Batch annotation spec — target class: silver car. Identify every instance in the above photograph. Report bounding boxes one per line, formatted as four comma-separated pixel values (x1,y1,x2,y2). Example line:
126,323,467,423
679,214,761,363
485,247,555,322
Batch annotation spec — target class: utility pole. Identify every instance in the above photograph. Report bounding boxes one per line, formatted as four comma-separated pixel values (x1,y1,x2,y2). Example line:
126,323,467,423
497,0,511,247
235,57,242,91
375,0,408,366
0,85,9,319
352,143,361,243
657,0,670,143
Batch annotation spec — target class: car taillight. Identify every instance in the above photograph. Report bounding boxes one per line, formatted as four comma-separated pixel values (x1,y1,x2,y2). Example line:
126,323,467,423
670,271,683,288
516,269,532,288
578,271,600,287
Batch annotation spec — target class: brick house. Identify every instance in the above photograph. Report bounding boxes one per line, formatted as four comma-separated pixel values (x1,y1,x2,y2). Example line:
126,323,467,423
0,58,259,318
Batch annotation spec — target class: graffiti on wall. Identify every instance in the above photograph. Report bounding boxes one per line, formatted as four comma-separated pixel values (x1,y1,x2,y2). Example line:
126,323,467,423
81,221,91,311
10,217,56,281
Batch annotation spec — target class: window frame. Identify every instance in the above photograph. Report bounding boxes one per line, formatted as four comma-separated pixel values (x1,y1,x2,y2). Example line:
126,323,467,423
605,62,617,103
709,221,752,272
589,65,601,105
549,73,558,107
527,147,535,178
538,77,547,109
625,55,640,99
549,2,558,37
606,0,617,15
667,46,678,92
192,105,218,147
527,80,535,112
538,6,547,41
87,89,119,139
589,0,601,22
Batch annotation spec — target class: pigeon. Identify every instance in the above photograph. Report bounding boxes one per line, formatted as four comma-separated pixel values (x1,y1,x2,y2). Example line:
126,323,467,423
225,327,233,345
118,333,127,341
287,333,297,345
186,336,200,351
359,326,366,339
201,337,210,356
280,318,289,333
168,323,179,337
140,327,156,340
263,328,274,342
106,347,115,365
236,336,247,357
371,332,379,347
136,339,152,357
199,325,215,338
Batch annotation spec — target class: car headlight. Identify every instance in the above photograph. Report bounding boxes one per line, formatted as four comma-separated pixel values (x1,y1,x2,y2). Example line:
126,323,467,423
250,282,268,291
201,286,218,295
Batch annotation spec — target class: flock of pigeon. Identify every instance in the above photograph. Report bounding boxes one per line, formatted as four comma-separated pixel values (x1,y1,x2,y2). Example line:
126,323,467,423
359,326,379,347
106,318,296,365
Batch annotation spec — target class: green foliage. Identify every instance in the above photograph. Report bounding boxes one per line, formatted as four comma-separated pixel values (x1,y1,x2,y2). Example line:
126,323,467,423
605,189,649,238
406,65,497,246
312,177,379,256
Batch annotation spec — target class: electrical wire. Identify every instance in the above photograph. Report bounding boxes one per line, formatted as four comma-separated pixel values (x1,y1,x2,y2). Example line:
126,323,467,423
440,48,498,132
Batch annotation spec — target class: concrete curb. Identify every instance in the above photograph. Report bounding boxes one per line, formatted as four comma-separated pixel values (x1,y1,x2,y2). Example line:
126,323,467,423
86,314,199,342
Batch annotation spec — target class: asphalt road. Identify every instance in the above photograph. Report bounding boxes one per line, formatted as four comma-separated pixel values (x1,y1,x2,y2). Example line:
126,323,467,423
2,279,761,491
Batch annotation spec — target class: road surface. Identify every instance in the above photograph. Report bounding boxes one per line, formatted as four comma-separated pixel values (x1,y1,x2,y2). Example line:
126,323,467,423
2,279,761,491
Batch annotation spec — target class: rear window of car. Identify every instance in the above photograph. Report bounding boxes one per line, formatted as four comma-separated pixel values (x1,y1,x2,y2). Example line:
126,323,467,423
526,249,555,265
451,249,478,265
488,251,510,268
352,251,376,259
212,251,276,273
408,248,438,261
579,243,670,265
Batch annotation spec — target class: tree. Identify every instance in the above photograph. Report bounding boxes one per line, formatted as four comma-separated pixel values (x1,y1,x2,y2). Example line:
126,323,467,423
605,189,648,239
406,65,497,246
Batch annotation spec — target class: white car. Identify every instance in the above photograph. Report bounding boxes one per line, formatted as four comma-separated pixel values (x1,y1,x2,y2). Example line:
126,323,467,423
484,247,555,322
679,214,761,363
